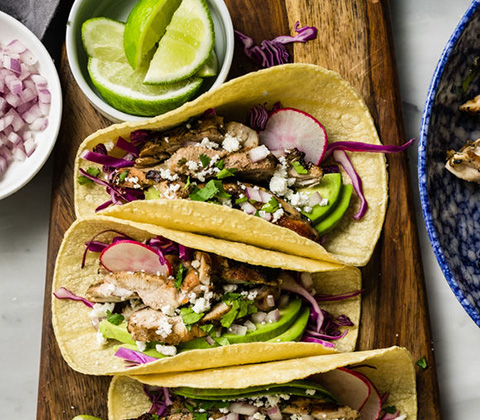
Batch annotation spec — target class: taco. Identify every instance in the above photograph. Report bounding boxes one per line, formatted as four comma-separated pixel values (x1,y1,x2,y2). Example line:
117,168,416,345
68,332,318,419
52,216,361,375
107,346,416,420
74,63,390,267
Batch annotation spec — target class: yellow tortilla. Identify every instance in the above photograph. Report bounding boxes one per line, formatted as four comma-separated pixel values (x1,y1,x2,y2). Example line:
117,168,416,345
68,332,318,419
108,346,416,420
52,216,361,375
74,63,388,267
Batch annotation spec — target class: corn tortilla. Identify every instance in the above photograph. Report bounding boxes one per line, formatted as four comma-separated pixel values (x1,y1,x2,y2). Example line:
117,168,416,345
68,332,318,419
52,216,361,375
74,63,388,267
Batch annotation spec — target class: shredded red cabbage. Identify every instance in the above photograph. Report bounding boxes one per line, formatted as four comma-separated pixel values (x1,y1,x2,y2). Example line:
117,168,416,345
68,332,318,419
247,104,269,131
115,136,139,157
235,21,317,68
332,150,367,220
53,287,94,308
130,129,153,147
323,138,415,161
82,229,132,268
322,165,340,174
315,290,363,302
115,347,158,366
202,108,217,118
143,385,173,416
80,150,135,168
146,236,191,262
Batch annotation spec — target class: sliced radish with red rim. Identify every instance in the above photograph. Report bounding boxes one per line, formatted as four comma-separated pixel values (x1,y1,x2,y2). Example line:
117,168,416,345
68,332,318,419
259,108,328,164
99,240,171,276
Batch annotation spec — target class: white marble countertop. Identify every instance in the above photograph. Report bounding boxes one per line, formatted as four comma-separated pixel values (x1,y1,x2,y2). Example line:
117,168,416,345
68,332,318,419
1,0,480,418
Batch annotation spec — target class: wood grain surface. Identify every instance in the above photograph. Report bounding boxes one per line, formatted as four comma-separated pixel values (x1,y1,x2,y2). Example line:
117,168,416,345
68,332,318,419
37,0,441,419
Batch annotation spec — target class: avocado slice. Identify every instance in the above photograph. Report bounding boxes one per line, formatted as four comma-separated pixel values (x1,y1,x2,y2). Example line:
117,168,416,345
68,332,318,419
171,380,336,402
267,306,310,343
299,173,343,223
315,184,353,236
99,320,136,346
178,298,303,351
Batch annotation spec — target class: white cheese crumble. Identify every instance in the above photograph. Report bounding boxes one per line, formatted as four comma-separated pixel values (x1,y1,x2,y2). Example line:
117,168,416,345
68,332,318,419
240,290,258,300
192,297,211,314
222,133,241,152
198,137,219,149
191,259,201,269
161,304,176,317
155,344,177,356
159,168,179,181
155,317,173,338
186,160,199,171
89,302,115,319
252,412,266,420
271,208,284,223
218,407,229,414
266,395,280,407
104,140,115,151
136,341,147,352
223,284,238,293
305,389,316,396
96,330,107,346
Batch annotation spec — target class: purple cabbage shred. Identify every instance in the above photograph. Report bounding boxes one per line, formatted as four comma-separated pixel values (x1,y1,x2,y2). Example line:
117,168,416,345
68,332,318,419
143,385,173,416
53,287,94,308
115,347,157,366
323,138,415,161
115,136,140,157
81,229,132,268
130,130,153,148
235,21,317,68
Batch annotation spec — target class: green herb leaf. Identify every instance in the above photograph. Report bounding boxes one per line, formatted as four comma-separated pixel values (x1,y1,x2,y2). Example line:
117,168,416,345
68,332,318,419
106,310,125,326
118,170,129,182
184,176,191,190
200,324,215,336
221,300,239,328
145,186,161,200
180,307,204,325
193,412,208,420
177,157,187,167
185,402,195,413
416,356,428,370
78,167,101,185
384,406,397,414
217,167,238,179
215,159,225,170
175,263,185,290
261,197,280,213
199,154,211,168
214,336,230,346
292,161,309,175
189,180,231,202
235,196,248,204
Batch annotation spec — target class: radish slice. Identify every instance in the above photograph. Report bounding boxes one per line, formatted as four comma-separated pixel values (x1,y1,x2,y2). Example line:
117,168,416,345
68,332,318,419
259,108,328,164
100,240,171,276
357,372,382,420
316,367,371,412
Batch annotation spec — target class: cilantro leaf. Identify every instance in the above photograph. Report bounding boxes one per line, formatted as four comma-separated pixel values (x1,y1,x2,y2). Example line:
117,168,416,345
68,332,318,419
384,406,397,414
199,154,211,168
189,180,231,202
215,159,225,170
261,197,280,213
180,307,205,325
106,310,125,326
235,196,248,204
416,356,428,370
118,170,129,182
193,413,208,420
214,336,230,346
200,324,215,336
217,167,238,179
184,176,191,190
175,263,185,290
292,161,309,174
221,300,239,328
78,167,101,185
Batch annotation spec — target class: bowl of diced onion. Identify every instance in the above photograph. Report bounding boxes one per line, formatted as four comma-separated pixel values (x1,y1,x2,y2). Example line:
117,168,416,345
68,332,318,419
0,11,62,200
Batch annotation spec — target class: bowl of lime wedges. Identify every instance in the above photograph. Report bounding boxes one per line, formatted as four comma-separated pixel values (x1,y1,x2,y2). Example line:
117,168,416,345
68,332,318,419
66,0,234,122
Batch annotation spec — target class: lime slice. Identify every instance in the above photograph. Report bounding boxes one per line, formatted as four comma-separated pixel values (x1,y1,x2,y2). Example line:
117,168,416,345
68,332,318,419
196,49,218,77
82,18,125,62
144,0,214,84
82,18,203,117
124,0,183,69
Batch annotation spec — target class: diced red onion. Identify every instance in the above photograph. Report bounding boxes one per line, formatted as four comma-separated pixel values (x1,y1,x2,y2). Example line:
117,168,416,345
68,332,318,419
251,311,267,324
307,191,324,207
245,186,262,202
217,414,239,420
266,294,275,307
259,210,272,222
229,402,259,416
267,406,283,420
204,335,215,346
239,201,257,215
228,324,248,336
244,319,257,331
265,308,280,323
270,149,287,158
248,145,270,162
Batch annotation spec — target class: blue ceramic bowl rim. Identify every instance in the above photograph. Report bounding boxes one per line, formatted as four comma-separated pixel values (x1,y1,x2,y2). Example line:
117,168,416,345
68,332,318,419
419,0,480,326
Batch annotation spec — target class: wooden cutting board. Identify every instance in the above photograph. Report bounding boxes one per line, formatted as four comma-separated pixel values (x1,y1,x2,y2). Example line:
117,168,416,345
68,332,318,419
37,0,441,418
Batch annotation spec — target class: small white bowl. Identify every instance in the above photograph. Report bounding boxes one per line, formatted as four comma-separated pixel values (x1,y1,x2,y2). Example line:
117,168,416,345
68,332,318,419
66,0,234,123
0,11,63,200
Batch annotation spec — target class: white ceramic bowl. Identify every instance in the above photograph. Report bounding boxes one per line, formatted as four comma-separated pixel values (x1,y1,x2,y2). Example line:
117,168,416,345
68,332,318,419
66,0,234,123
0,11,63,200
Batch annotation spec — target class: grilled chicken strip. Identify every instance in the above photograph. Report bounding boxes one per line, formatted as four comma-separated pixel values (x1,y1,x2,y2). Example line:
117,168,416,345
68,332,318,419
284,148,324,187
282,397,360,420
446,138,480,182
128,308,205,344
459,94,480,114
225,121,259,149
225,150,278,183
211,255,279,286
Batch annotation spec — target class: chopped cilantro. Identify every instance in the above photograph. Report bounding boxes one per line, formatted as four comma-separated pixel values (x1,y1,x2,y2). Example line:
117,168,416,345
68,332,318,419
199,154,211,168
384,406,397,414
292,160,309,174
189,180,231,202
200,324,215,336
184,176,191,190
197,401,229,410
215,159,225,170
193,412,208,420
221,300,240,328
261,197,280,213
118,170,129,182
235,196,248,204
180,307,204,325
175,263,185,289
185,402,195,413
214,336,230,346
145,186,161,200
78,167,101,185
254,210,260,217
177,157,187,167
220,294,257,328
106,310,124,326
416,356,428,370
217,167,238,179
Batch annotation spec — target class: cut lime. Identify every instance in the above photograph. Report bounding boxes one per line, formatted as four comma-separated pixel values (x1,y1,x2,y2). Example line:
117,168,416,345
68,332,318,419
82,18,203,117
82,18,125,62
196,49,218,77
124,0,183,69
144,0,214,84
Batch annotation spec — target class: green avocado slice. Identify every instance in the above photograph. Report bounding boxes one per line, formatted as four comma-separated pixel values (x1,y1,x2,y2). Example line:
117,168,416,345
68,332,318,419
315,184,353,236
267,306,310,343
178,298,303,350
171,380,336,402
99,320,136,346
299,173,343,223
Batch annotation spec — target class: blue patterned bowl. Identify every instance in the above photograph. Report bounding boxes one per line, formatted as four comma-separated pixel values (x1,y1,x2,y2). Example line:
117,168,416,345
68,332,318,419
419,0,480,326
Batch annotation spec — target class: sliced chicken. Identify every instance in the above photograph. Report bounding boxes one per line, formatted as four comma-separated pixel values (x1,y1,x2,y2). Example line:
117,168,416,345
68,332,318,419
459,94,480,114
127,308,205,344
211,255,279,286
224,150,278,183
284,148,324,187
446,138,480,182
282,397,360,420
225,121,259,149
202,302,231,322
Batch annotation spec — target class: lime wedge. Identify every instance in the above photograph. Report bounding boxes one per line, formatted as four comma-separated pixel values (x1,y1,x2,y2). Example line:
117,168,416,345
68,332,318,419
196,49,218,77
144,0,214,84
82,18,125,62
124,0,183,69
82,18,203,117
